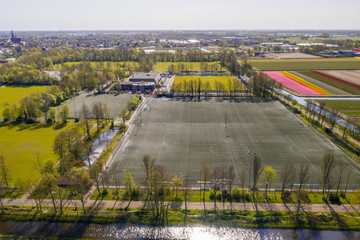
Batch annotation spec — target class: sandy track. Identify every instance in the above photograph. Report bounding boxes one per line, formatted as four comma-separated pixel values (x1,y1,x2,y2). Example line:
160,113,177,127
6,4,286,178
320,70,360,86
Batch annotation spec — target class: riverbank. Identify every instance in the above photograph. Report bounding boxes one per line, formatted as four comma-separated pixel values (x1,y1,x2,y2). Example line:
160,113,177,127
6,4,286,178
0,206,359,232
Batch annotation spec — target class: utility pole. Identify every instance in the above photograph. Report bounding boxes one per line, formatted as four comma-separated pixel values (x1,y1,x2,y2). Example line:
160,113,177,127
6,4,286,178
248,152,256,189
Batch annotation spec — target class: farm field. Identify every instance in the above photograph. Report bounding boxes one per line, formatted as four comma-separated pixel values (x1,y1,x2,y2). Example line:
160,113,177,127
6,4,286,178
265,53,321,59
171,76,242,92
0,123,73,186
316,100,360,118
249,58,360,71
106,98,360,188
0,86,50,117
53,61,139,71
264,71,330,95
299,71,360,95
65,93,134,118
319,70,360,87
154,62,226,73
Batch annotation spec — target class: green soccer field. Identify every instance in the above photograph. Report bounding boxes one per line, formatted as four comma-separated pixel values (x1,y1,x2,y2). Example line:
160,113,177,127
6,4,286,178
0,123,74,186
0,86,50,117
107,98,360,189
249,58,360,71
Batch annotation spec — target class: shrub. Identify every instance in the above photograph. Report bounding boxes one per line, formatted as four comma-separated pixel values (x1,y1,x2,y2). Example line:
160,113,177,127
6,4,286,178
231,188,241,202
328,193,340,204
282,190,292,202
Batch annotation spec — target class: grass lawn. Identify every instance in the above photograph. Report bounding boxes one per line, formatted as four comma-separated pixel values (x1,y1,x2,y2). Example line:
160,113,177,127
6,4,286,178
0,123,74,186
92,188,360,205
172,75,241,91
299,71,360,95
154,62,226,72
317,100,360,118
53,61,139,71
0,86,50,117
249,58,360,71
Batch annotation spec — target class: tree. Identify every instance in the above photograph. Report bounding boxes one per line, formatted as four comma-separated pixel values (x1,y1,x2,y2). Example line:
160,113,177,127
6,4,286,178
58,105,70,123
328,108,339,130
123,169,138,208
120,106,128,126
296,163,310,219
252,155,263,212
321,152,335,196
228,165,235,207
69,167,94,214
260,166,277,199
201,163,210,211
53,132,67,167
279,164,295,198
0,156,11,188
172,173,184,200
80,103,91,140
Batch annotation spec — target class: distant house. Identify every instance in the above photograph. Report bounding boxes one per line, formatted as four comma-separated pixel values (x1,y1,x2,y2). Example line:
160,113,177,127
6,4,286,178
254,52,265,57
121,72,160,93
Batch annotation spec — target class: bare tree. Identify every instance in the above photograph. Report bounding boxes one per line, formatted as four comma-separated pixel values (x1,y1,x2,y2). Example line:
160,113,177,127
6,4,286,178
279,164,296,198
239,169,247,198
336,165,344,195
80,103,91,140
321,152,335,196
296,163,310,219
201,163,210,211
318,102,326,124
328,108,339,131
228,165,235,208
252,155,263,212
142,154,155,200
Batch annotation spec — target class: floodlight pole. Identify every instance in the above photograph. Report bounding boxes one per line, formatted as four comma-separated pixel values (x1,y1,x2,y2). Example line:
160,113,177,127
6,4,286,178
248,152,256,189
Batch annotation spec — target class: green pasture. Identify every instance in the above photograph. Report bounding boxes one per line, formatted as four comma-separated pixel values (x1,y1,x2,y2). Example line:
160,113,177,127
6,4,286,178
154,62,226,73
172,75,241,91
299,71,360,95
317,100,360,118
0,86,50,117
0,123,74,186
53,61,139,71
249,58,360,71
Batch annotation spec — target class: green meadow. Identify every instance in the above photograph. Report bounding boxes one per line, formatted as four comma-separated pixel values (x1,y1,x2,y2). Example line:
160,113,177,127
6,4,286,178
0,86,50,117
0,123,74,186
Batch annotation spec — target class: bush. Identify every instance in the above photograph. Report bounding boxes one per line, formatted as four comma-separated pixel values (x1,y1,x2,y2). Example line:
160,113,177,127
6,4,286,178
339,189,346,199
328,193,340,204
231,188,241,202
282,190,293,202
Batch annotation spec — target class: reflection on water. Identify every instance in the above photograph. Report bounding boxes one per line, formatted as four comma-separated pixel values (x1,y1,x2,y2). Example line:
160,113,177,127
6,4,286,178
0,221,359,240
83,127,119,167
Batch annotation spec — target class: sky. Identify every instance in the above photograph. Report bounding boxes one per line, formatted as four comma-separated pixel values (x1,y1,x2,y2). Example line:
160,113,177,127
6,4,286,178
1,0,359,30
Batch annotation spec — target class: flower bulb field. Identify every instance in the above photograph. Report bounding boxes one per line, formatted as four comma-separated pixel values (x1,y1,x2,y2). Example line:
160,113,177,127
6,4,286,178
264,70,360,96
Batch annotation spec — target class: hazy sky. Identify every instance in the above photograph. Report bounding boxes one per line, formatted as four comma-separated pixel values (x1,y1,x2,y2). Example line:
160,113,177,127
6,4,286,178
1,0,359,30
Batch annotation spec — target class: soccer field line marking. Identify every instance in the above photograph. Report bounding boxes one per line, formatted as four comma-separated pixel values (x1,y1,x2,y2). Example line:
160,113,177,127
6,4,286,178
286,136,318,172
222,126,240,182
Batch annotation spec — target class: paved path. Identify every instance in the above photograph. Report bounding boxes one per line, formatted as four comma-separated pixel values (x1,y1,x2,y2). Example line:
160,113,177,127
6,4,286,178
2,198,360,214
